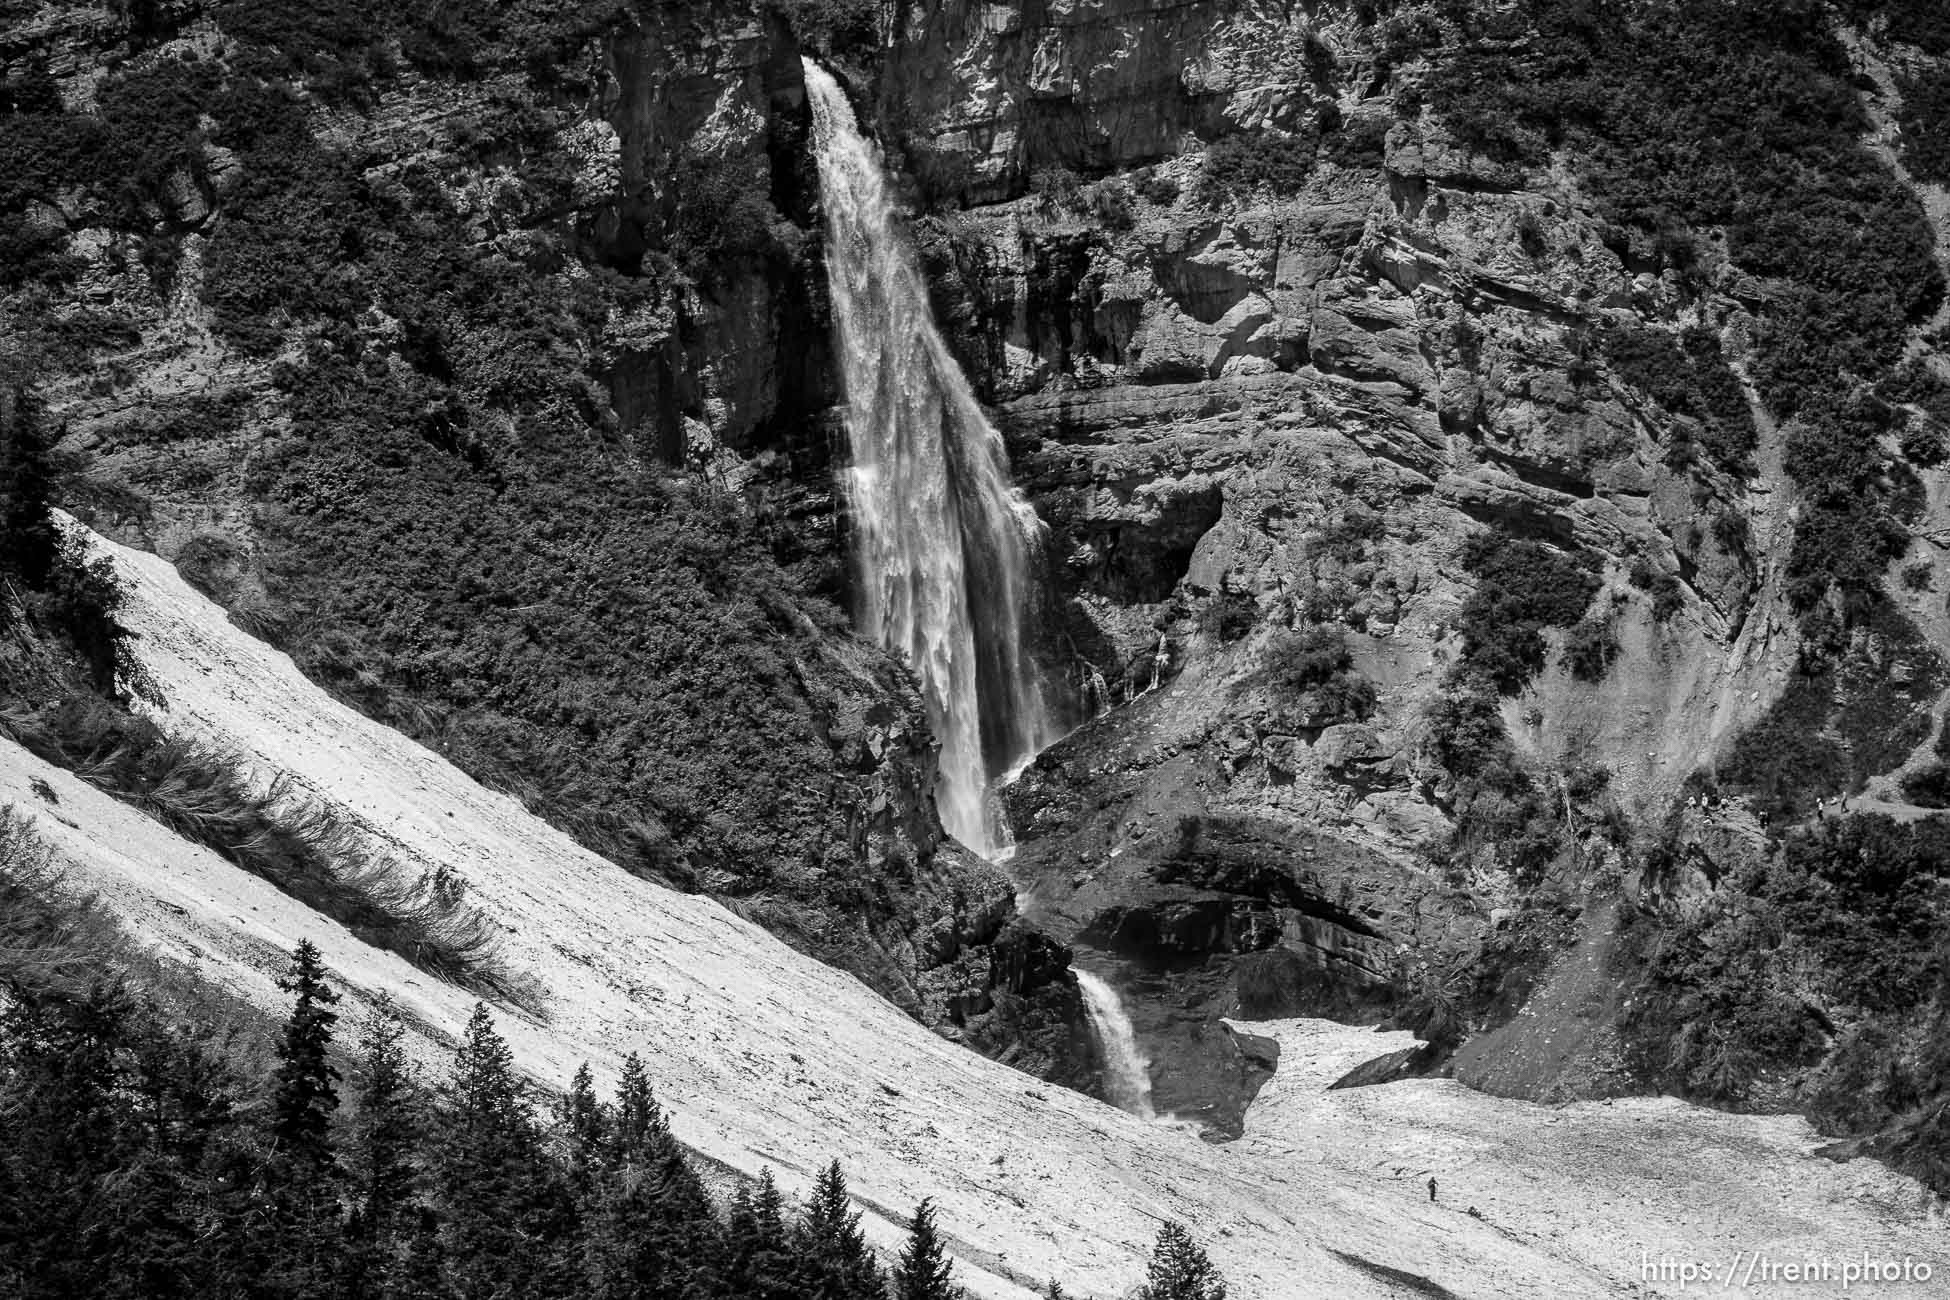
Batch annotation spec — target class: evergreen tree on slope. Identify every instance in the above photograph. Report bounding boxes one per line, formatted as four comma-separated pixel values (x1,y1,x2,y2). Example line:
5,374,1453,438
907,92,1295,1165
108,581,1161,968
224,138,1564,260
437,1002,575,1300
269,939,340,1169
893,1197,960,1300
582,1051,724,1299
341,994,422,1297
1138,1222,1226,1300
264,940,343,1299
725,1168,797,1300
795,1160,885,1300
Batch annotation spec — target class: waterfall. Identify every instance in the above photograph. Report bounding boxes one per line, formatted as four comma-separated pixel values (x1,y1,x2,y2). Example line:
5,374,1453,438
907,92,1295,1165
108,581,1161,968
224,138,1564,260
1082,663,1111,719
803,61,1054,857
1074,968,1156,1120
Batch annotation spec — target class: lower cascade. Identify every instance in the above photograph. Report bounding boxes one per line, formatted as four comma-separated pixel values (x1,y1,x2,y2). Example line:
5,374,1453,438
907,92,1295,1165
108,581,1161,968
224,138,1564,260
1074,968,1157,1120
803,60,1054,857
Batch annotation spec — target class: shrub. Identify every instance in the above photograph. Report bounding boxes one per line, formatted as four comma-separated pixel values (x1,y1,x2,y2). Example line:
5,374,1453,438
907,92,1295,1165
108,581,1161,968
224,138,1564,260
1721,678,1848,817
1196,131,1316,204
764,0,878,51
1604,324,1756,471
1086,179,1136,231
1901,762,1950,808
1315,504,1384,562
1563,616,1617,681
1458,532,1601,693
0,380,59,590
1264,625,1351,694
1030,166,1081,211
1617,901,1826,1106
1777,815,1949,1011
1322,115,1389,168
667,148,788,282
1302,672,1378,726
1202,590,1257,642
1900,420,1947,467
1627,558,1683,622
41,539,133,692
1898,68,1950,185
1261,625,1376,726
1515,207,1547,259
1136,171,1180,206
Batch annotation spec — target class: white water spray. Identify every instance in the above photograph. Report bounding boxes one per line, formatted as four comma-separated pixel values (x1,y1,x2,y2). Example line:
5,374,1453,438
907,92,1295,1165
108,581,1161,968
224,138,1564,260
803,61,1054,856
1074,968,1156,1120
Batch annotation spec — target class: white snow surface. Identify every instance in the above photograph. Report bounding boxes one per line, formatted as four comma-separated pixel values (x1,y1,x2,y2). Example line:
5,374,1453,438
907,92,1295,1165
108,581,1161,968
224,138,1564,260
1,523,1942,1298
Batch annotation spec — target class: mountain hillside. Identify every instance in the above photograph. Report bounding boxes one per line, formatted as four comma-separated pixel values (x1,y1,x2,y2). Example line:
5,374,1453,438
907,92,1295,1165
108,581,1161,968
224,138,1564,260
1,519,1941,1298
866,0,1950,1172
4,0,1950,1234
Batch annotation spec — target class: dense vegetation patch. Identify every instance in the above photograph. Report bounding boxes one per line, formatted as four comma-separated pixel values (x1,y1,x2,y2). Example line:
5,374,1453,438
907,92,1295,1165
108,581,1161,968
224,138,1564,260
1602,324,1756,473
1,377,131,690
1433,0,1939,621
1621,814,1950,1190
1897,67,1950,186
1721,602,1943,816
1456,532,1601,695
1417,530,1617,887
1196,131,1317,204
1259,624,1376,728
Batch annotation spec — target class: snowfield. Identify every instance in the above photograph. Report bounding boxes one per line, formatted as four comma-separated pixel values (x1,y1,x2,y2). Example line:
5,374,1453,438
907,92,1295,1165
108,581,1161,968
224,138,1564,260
0,522,1941,1298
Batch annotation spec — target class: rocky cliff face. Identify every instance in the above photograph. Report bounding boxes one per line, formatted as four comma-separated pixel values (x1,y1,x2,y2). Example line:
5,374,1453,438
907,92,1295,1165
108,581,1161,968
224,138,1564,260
858,0,1950,1166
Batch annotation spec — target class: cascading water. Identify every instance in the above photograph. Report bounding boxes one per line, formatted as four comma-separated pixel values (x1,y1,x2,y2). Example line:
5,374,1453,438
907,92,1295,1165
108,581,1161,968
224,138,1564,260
1074,968,1156,1120
803,61,1054,856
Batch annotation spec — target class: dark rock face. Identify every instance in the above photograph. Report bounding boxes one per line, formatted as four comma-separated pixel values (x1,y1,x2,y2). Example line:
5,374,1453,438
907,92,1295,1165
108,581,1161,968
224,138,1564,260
1329,1041,1443,1092
937,922,1096,1089
1001,668,1482,1127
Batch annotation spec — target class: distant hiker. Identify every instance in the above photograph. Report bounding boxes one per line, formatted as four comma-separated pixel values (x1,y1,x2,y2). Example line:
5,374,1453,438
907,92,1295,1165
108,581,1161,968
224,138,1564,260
1428,1176,1437,1202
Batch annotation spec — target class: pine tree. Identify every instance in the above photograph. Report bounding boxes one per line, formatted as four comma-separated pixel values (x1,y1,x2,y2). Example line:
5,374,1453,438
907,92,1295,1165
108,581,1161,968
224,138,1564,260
795,1160,885,1300
583,1052,723,1299
436,1003,573,1300
1137,1222,1226,1300
0,987,145,1297
1043,1283,1069,1300
262,942,344,1298
0,379,58,591
348,994,418,1231
560,1061,606,1188
725,1169,797,1300
341,994,421,1298
893,1198,959,1300
270,940,341,1169
611,1052,657,1156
